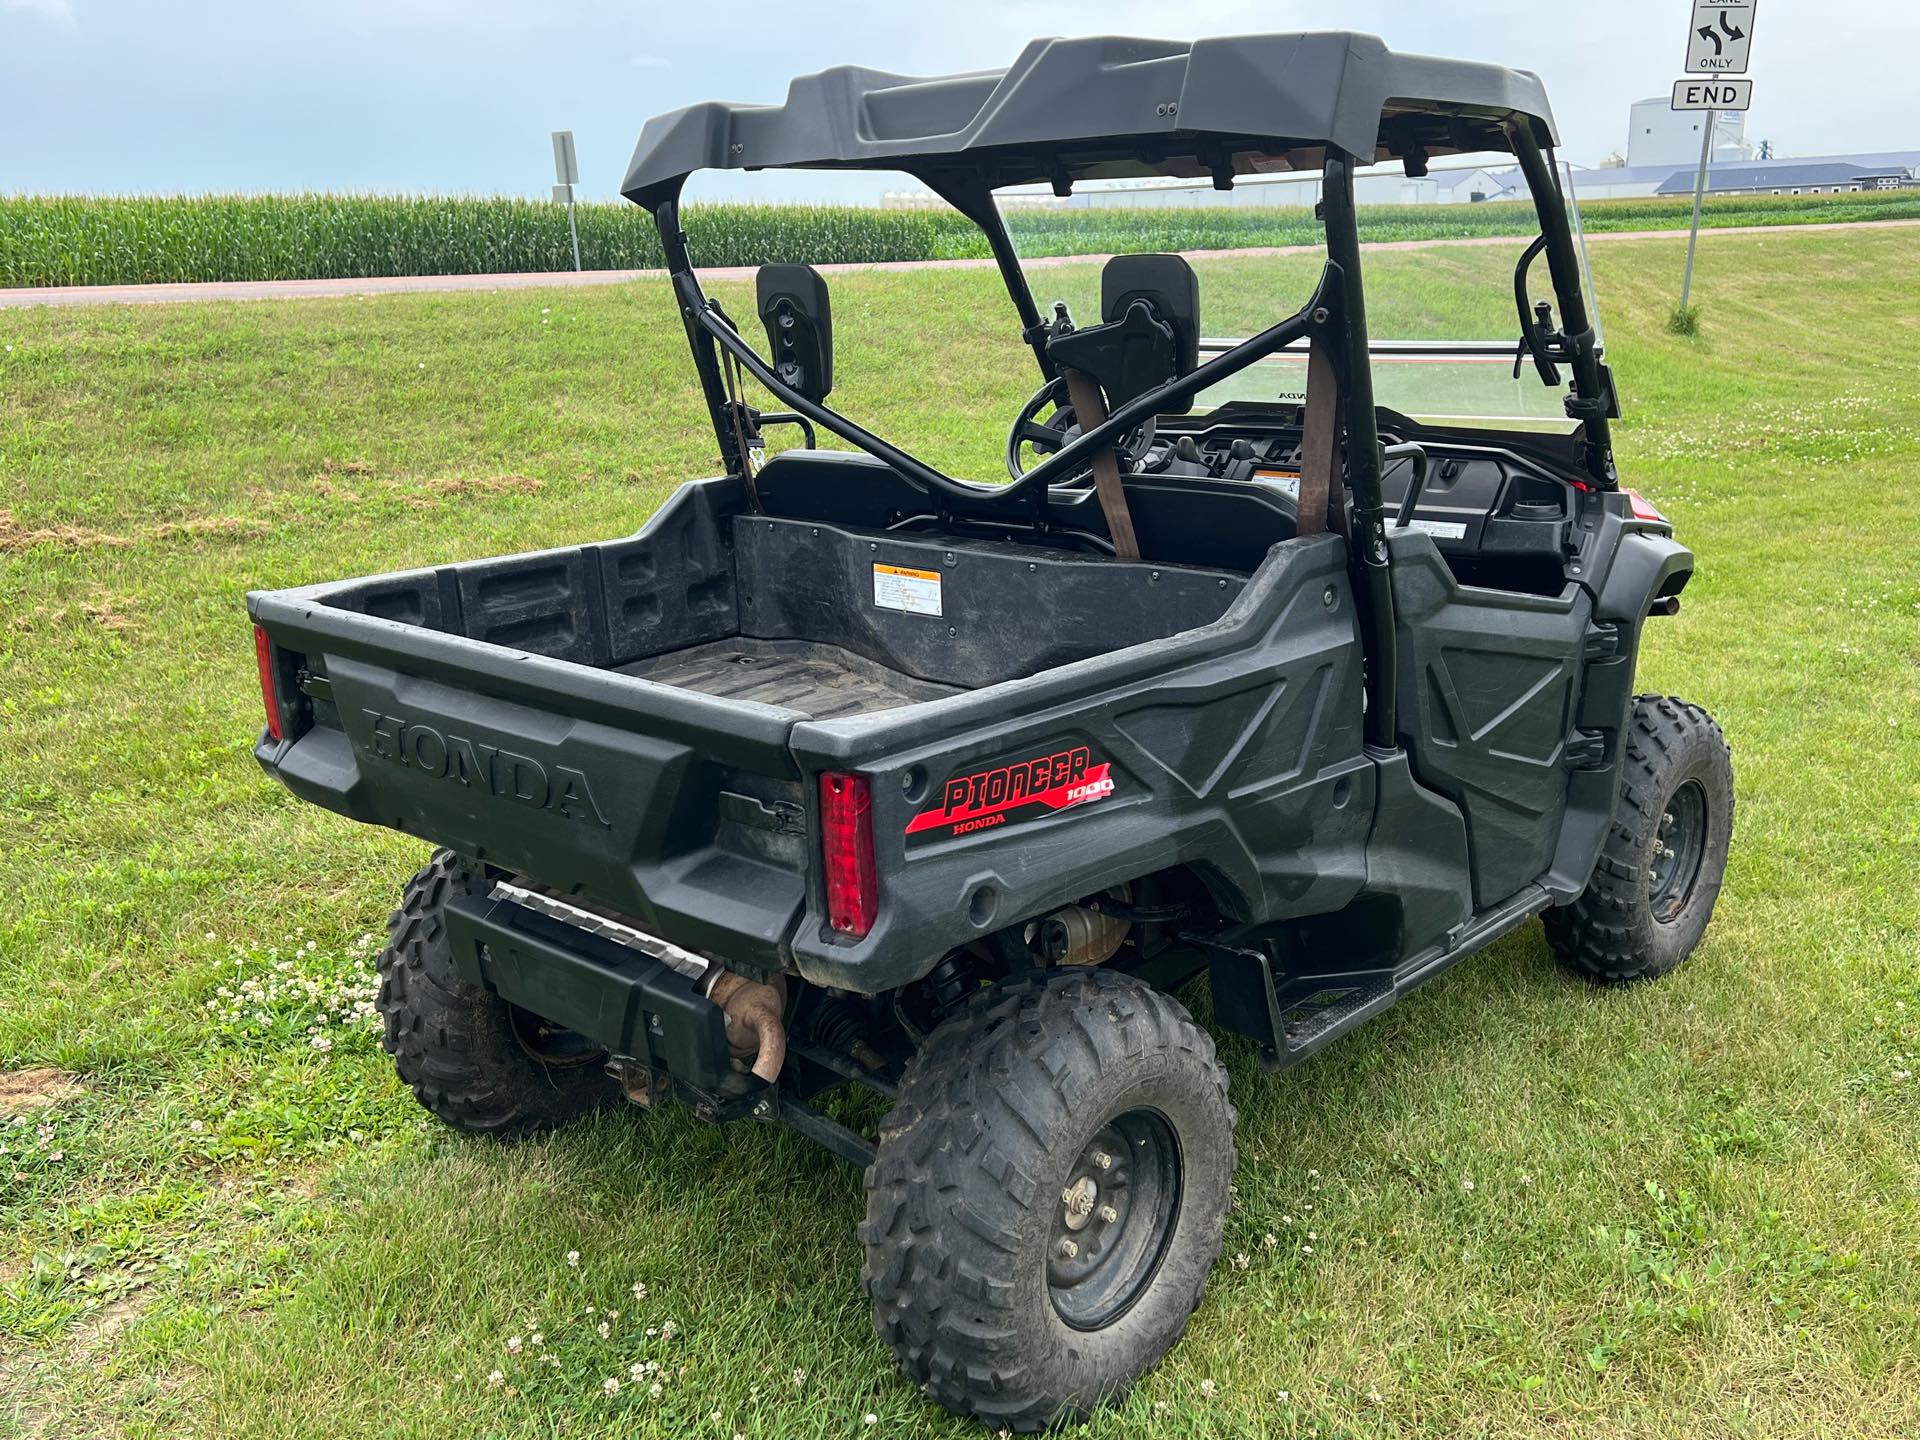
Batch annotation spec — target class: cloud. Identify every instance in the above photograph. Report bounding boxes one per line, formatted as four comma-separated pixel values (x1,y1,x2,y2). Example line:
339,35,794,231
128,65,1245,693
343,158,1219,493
2,0,76,21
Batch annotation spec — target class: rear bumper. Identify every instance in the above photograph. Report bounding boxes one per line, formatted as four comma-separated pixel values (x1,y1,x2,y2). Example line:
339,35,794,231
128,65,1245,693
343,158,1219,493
442,883,735,1097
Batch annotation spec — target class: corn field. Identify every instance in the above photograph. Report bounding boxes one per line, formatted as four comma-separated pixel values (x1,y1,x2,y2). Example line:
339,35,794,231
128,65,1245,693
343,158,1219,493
2,189,1914,288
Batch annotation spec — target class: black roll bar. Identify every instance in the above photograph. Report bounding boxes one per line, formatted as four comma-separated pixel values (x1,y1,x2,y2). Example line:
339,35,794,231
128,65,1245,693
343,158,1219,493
1320,149,1399,750
681,269,1330,513
1508,127,1617,487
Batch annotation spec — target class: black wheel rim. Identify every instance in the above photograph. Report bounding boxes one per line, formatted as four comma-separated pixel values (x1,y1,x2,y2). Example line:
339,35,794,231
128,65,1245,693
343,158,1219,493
1649,778,1709,924
1046,1108,1183,1331
508,1004,605,1069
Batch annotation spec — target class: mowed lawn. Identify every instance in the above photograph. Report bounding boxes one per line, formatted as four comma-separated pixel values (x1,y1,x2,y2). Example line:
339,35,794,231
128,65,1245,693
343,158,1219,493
1,229,1917,1439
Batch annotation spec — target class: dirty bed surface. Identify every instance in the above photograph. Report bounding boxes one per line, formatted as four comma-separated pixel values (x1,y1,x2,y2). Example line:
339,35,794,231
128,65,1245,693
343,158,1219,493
618,637,961,718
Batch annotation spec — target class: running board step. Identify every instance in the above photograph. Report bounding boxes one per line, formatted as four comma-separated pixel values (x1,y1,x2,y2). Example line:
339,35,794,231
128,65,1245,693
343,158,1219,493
1190,884,1551,1073
1202,951,1396,1070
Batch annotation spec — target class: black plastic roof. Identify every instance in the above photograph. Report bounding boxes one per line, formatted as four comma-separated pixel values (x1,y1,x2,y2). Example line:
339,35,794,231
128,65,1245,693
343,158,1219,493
621,33,1558,207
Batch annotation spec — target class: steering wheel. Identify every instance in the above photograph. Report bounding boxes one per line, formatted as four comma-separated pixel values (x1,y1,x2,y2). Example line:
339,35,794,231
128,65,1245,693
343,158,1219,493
1004,376,1155,482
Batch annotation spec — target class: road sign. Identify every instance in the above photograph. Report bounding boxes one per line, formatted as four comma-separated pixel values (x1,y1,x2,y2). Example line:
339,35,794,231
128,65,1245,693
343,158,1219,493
551,130,580,185
550,131,582,272
1685,0,1757,74
1672,77,1753,111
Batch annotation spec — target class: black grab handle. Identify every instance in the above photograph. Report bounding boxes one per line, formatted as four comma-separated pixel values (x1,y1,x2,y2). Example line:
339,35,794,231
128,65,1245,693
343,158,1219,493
1385,442,1431,529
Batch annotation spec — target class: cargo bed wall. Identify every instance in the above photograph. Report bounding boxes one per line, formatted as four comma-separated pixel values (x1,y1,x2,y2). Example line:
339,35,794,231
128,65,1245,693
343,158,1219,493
310,480,1248,698
315,482,747,670
730,516,1246,691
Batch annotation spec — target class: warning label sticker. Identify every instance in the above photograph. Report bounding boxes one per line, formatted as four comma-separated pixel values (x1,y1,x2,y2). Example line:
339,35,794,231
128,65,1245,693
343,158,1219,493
1397,518,1468,541
872,563,943,616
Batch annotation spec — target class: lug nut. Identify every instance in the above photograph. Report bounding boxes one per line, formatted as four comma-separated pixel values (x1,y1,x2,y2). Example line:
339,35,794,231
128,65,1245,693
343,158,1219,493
1091,1151,1113,1171
1098,1204,1119,1224
1058,1238,1079,1259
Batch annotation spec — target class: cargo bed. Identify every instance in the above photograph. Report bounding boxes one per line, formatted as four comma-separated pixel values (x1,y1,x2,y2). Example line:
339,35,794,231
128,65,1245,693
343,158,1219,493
247,477,1254,974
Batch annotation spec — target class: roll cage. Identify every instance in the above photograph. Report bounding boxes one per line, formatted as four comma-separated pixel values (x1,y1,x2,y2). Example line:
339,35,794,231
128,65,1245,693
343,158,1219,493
621,32,1620,750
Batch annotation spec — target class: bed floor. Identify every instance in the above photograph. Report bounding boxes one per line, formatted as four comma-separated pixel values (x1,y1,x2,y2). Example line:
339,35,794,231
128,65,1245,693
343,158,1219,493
619,637,961,719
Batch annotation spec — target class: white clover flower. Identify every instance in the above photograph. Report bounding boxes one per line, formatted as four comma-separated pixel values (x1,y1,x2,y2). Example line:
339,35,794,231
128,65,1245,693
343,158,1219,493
487,1369,504,1387
631,1281,648,1301
566,1250,580,1267
506,1336,523,1355
603,1377,621,1397
597,1321,610,1339
1461,1177,1474,1192
864,1414,878,1426
1263,1232,1278,1248
649,1382,664,1399
530,1332,543,1347
1200,1378,1218,1399
1231,1253,1249,1271
791,1367,806,1387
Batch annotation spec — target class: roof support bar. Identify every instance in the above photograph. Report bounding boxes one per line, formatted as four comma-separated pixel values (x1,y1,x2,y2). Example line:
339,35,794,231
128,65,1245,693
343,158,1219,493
933,179,1058,385
1508,127,1618,487
1320,150,1398,751
653,193,752,480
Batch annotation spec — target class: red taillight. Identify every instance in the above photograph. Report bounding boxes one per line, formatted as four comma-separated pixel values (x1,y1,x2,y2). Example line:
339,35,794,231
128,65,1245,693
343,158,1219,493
820,772,877,939
1624,488,1668,525
254,624,284,741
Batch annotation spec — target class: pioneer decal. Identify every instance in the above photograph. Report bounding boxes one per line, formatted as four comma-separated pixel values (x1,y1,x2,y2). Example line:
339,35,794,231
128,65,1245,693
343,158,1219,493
906,745,1115,841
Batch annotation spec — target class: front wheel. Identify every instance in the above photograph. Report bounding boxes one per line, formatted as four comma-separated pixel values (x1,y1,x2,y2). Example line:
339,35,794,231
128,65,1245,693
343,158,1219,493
1545,695,1734,983
860,968,1235,1432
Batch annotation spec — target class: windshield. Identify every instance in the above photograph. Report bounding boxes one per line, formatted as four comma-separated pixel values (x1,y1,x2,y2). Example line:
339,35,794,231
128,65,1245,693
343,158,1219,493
1007,158,1598,432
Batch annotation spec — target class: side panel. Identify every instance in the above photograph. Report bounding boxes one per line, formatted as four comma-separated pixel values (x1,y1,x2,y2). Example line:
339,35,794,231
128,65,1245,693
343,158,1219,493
785,535,1372,992
1388,532,1592,908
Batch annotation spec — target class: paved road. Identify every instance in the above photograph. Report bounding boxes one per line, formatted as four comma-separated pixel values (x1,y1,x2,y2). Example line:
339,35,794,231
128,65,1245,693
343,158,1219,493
3,218,1914,309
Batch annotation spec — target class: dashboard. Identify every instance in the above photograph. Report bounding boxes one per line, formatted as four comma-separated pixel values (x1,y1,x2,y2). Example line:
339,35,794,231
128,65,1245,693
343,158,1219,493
1134,419,1585,595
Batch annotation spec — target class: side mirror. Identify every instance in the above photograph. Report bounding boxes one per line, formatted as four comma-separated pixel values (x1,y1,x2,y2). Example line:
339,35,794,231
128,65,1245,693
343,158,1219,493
757,264,833,403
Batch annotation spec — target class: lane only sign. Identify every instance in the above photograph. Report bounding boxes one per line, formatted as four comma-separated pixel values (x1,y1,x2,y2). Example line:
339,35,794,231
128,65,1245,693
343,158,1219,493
1672,77,1753,111
1686,0,1757,73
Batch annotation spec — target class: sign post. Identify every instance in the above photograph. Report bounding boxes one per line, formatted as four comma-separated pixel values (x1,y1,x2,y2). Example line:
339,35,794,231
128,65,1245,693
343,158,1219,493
1679,112,1714,311
551,130,582,272
1672,1,1758,320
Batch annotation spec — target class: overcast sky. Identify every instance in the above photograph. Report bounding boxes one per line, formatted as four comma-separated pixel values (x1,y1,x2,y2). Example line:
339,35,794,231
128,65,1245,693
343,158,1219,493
3,0,1914,201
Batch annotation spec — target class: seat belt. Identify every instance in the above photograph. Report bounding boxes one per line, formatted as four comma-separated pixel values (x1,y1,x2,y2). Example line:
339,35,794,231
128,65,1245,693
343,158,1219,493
1295,334,1341,537
1058,366,1142,562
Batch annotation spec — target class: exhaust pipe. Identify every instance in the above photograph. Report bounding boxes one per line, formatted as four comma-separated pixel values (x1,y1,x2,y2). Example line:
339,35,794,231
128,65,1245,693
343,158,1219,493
704,971,788,1082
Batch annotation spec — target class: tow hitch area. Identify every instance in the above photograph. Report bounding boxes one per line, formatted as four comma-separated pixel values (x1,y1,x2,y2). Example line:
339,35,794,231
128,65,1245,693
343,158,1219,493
445,882,734,1094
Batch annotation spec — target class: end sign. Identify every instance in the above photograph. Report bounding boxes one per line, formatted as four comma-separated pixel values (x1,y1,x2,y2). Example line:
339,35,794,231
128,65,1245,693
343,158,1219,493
1672,77,1752,111
1686,0,1757,73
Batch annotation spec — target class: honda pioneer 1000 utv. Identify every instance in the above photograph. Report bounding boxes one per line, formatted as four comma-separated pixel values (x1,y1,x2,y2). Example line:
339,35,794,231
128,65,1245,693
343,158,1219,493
248,33,1733,1431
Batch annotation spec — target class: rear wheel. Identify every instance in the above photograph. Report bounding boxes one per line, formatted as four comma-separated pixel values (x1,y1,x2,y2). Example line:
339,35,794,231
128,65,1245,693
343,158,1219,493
376,851,616,1135
860,968,1235,1432
1546,695,1734,983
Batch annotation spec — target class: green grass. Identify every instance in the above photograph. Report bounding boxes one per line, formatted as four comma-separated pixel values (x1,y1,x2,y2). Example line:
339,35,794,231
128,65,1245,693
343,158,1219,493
3,188,1917,287
2,228,1918,1439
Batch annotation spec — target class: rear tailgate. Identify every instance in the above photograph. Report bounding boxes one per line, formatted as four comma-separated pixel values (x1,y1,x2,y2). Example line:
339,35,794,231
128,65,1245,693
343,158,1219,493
249,590,808,970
